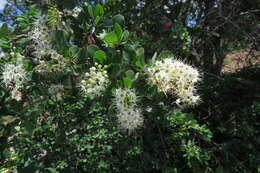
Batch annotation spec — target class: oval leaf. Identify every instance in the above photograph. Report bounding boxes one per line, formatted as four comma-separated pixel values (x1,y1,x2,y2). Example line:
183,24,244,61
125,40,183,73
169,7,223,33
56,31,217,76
87,45,99,57
104,32,119,44
94,50,107,64
114,23,123,40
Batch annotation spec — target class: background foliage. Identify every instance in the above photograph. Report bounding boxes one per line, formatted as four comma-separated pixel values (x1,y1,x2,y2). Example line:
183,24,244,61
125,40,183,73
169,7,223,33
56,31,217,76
0,0,259,172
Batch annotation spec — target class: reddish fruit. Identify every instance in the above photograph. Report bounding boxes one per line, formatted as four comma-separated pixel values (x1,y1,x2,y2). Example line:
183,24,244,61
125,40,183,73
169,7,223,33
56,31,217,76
163,20,173,28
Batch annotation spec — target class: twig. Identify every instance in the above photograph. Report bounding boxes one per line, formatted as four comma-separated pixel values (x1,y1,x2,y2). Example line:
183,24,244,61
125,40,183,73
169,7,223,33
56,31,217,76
239,9,260,16
11,34,28,43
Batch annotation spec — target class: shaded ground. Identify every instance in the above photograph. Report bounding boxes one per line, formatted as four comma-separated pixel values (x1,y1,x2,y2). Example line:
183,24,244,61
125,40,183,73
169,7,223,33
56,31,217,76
222,50,260,73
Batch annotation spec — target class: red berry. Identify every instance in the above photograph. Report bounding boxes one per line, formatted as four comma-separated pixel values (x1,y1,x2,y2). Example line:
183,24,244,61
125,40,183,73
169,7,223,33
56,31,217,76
163,20,173,28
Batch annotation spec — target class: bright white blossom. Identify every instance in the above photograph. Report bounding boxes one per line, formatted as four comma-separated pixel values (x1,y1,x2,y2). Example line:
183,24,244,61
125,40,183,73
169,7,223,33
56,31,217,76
1,63,28,89
0,51,5,59
64,7,82,18
147,57,201,106
1,53,28,102
29,17,53,60
29,17,63,60
113,88,138,112
79,63,109,98
29,16,67,72
48,84,65,101
117,108,144,132
113,88,144,132
11,88,23,101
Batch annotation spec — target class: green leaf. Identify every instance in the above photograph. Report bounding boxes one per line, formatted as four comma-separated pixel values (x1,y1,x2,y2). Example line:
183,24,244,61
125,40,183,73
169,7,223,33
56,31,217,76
151,52,158,64
114,23,123,40
135,61,142,68
69,45,80,57
121,30,129,43
16,38,30,45
88,6,94,18
103,32,118,44
135,48,145,67
157,50,173,60
123,77,133,88
87,45,99,57
124,45,136,58
94,16,101,26
94,4,104,18
0,39,10,48
113,14,125,26
125,70,135,79
0,23,9,38
94,50,107,64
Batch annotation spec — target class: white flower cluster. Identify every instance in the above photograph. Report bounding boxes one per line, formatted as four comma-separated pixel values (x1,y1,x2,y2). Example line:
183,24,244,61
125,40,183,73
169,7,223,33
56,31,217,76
113,88,138,111
11,89,23,102
1,63,28,89
48,84,65,101
1,62,28,101
0,51,5,59
147,57,201,106
29,17,66,72
79,63,109,98
113,88,144,132
34,55,67,73
29,17,52,60
64,7,82,18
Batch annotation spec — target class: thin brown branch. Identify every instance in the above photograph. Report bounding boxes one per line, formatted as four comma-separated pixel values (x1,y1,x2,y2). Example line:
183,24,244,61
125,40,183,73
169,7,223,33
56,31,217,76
11,34,28,43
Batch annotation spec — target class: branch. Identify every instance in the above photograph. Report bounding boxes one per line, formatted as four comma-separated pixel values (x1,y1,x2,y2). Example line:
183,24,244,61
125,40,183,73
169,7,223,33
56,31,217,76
11,34,28,43
239,9,260,16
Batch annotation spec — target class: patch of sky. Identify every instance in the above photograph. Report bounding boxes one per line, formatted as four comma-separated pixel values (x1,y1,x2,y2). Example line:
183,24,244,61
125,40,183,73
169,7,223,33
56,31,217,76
0,0,8,11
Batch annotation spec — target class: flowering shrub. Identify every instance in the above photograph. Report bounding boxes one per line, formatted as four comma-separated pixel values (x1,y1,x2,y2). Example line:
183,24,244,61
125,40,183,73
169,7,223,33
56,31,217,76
147,58,201,107
0,3,212,172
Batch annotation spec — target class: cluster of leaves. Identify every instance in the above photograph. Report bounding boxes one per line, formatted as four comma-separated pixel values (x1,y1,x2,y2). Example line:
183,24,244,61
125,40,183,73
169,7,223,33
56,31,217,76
102,0,260,74
0,3,213,173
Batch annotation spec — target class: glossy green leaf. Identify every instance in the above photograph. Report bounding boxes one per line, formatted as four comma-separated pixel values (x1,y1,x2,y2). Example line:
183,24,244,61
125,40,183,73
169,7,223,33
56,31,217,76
136,48,145,67
88,6,94,18
0,23,9,38
94,4,104,18
103,32,119,44
114,23,123,40
121,30,130,43
123,77,133,88
157,50,173,60
0,39,10,48
94,16,101,26
94,50,107,64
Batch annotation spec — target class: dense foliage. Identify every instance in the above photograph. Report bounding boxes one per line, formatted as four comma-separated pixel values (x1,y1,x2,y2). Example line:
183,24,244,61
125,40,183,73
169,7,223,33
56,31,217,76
0,0,259,173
